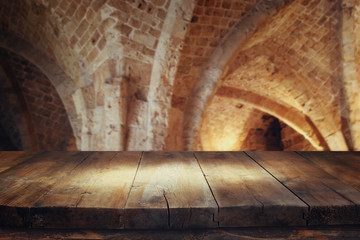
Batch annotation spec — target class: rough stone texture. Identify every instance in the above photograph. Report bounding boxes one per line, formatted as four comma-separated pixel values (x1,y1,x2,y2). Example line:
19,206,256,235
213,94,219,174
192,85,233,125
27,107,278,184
181,0,350,151
172,0,258,98
199,100,316,151
0,48,75,150
226,0,345,149
199,96,255,151
354,0,360,147
0,0,359,151
181,0,297,150
281,123,316,151
240,113,285,151
239,111,316,151
341,0,360,150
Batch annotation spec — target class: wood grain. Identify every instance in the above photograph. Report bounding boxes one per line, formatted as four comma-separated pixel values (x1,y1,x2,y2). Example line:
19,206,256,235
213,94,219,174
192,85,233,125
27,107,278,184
32,152,141,229
0,151,38,173
1,151,360,230
0,152,88,227
195,152,307,227
299,152,360,192
247,151,360,225
124,152,218,229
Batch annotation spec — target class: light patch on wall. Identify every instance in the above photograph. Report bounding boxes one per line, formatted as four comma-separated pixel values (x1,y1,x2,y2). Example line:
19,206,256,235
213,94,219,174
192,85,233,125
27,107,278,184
199,96,254,151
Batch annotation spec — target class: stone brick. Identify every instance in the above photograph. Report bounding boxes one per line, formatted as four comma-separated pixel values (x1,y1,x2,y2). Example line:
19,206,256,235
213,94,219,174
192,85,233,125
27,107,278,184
75,4,87,22
105,97,126,125
149,102,169,128
133,30,157,49
91,0,107,12
126,126,137,150
115,23,133,37
0,0,355,152
171,95,187,111
129,18,142,29
152,0,165,7
151,127,167,150
123,58,152,86
81,85,96,109
92,131,105,150
104,82,123,98
87,47,99,63
127,100,148,127
98,18,116,34
85,107,104,133
149,27,161,38
136,127,148,150
157,8,166,20
65,1,78,17
0,48,74,150
97,36,107,50
107,0,126,11
111,10,130,23
143,47,156,57
189,25,202,35
105,124,125,150
75,19,89,38
86,8,96,22
59,0,70,12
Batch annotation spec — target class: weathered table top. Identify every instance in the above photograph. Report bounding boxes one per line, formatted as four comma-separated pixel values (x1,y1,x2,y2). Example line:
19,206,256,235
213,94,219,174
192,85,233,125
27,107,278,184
0,151,359,230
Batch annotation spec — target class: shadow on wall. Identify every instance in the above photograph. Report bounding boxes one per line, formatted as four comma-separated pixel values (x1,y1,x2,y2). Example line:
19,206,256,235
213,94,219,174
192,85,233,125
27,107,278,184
241,115,316,151
0,48,76,151
0,124,19,150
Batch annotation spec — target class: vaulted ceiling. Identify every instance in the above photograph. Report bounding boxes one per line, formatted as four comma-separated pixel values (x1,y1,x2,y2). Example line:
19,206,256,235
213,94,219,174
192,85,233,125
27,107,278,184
0,0,359,151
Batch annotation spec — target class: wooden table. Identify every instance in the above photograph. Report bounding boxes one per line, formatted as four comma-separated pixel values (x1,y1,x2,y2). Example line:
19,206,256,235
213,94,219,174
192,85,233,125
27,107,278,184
0,151,359,230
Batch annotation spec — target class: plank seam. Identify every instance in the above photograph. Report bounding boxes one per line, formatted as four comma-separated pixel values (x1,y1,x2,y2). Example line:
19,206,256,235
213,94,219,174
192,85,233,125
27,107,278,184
75,152,119,208
193,152,220,227
30,152,91,211
121,152,143,228
0,152,46,175
163,192,170,228
124,152,143,209
296,151,359,204
244,152,311,225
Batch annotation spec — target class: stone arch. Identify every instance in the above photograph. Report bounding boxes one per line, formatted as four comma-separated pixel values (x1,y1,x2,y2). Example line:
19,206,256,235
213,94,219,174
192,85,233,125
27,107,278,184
82,0,196,151
0,30,78,149
0,64,36,150
183,0,349,151
198,87,328,151
144,0,196,150
183,0,294,150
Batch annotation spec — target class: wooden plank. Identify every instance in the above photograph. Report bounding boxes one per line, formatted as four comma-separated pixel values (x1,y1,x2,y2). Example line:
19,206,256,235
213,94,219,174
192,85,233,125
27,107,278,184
0,151,38,173
0,151,88,227
299,152,360,192
247,151,360,225
32,152,141,229
124,152,218,229
195,152,307,227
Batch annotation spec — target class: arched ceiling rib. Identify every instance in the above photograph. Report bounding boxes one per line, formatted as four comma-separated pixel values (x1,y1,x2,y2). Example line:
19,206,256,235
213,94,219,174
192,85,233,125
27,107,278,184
182,0,295,150
0,0,354,151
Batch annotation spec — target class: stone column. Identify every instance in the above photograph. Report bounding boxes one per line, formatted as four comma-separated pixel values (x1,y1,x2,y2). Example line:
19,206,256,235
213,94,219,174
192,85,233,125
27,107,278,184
341,0,360,150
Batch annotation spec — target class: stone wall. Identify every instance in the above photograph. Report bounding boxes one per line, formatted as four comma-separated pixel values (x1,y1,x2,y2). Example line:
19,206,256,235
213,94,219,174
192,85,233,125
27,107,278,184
241,115,284,151
0,48,74,150
0,0,358,151
217,0,346,150
281,124,316,151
